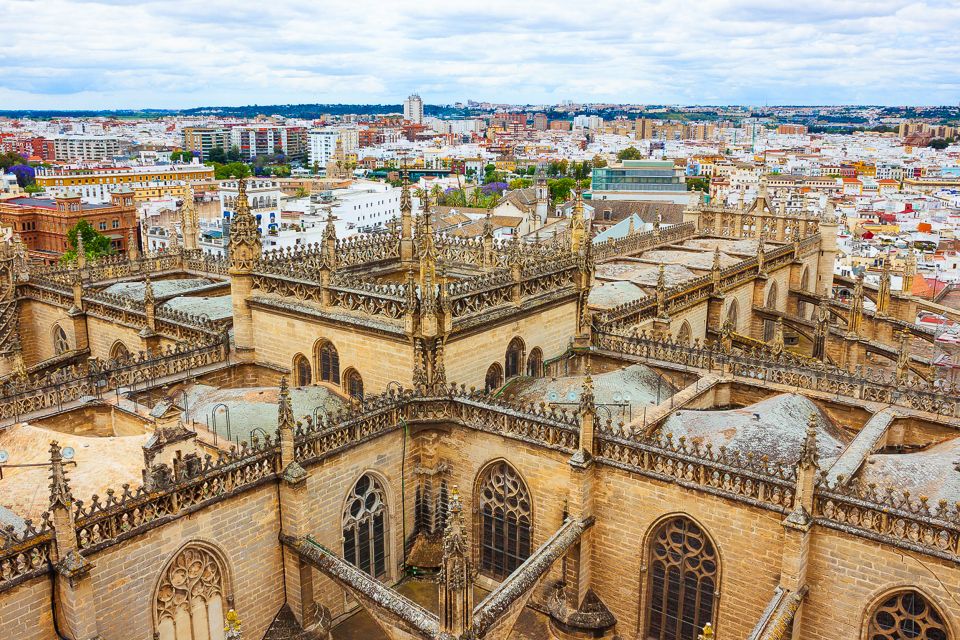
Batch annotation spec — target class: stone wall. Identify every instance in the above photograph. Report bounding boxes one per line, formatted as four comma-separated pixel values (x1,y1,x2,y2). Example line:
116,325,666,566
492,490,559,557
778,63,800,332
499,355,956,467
0,576,55,640
250,305,414,394
445,300,578,389
18,299,75,365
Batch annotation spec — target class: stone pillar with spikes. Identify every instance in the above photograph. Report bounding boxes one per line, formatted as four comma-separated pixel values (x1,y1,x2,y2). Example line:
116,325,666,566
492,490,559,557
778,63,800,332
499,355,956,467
876,256,891,317
551,374,616,638
180,184,199,252
139,275,160,353
399,169,414,263
438,488,473,637
68,270,90,352
228,177,262,356
126,224,140,260
48,441,101,639
896,329,911,383
276,378,315,629
778,414,819,638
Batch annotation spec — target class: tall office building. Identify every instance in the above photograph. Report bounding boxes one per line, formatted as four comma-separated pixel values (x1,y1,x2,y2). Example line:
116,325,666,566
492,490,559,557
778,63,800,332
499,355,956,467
403,94,424,124
182,127,230,161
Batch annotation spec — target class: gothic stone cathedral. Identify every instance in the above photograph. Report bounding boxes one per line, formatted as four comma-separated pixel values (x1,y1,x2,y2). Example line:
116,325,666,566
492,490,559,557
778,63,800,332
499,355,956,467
0,177,958,640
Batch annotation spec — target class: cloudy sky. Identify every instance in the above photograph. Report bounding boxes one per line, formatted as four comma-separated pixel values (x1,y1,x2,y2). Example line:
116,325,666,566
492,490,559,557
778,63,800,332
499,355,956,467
1,0,958,109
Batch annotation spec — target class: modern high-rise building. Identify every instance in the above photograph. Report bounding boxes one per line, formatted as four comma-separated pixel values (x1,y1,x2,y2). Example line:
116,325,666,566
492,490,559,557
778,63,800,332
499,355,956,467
403,94,424,124
307,127,360,169
182,127,230,161
533,113,548,131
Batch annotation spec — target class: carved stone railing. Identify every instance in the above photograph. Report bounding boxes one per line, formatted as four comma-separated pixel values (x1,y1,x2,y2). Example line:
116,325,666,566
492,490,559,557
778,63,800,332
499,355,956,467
592,221,697,262
73,441,278,554
0,337,227,421
596,430,797,513
815,478,960,561
30,250,188,285
594,329,960,417
0,519,53,590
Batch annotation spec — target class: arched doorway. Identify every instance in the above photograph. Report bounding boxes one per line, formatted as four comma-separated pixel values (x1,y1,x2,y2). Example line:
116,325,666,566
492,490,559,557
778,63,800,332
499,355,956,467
505,337,525,379
644,516,719,640
485,363,503,393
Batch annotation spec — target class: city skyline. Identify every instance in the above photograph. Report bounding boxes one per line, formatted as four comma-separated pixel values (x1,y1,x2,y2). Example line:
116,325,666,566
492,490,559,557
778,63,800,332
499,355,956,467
1,0,959,110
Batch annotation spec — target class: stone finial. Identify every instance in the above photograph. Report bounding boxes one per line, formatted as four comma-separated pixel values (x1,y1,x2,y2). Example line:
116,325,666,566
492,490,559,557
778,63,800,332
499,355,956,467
823,198,837,224
75,230,86,268
771,317,785,356
278,376,294,431
439,485,473,635
800,413,819,470
712,246,722,273
483,212,493,239
579,368,595,415
228,176,262,273
628,215,635,235
49,440,72,511
896,329,910,381
143,274,155,307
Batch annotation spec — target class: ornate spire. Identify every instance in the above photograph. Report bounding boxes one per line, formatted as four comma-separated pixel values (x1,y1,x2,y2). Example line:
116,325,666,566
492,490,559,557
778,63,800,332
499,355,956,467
771,316,785,356
896,329,910,382
439,486,473,636
143,274,155,308
877,254,892,316
903,250,917,293
49,441,72,511
278,376,294,431
570,187,586,254
799,413,819,470
656,263,668,319
848,271,864,337
180,184,198,251
823,198,837,225
757,233,766,273
711,246,722,292
228,177,262,273
75,230,86,268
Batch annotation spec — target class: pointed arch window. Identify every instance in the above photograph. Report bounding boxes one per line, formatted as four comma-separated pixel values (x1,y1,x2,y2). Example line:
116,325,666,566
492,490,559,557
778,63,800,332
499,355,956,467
477,461,532,580
343,474,389,579
154,544,228,640
868,590,949,640
677,322,692,346
344,368,364,400
485,363,503,393
526,347,543,378
505,337,525,379
725,300,739,332
317,341,340,384
110,340,130,361
293,353,311,386
53,325,69,355
645,517,719,640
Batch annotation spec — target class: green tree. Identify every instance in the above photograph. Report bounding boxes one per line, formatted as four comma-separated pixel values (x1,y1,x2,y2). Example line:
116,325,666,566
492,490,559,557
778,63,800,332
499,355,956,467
213,162,251,180
226,146,242,162
24,184,43,194
509,178,532,190
61,220,114,264
206,147,227,164
591,154,608,168
929,138,949,150
548,177,577,204
617,147,644,161
170,150,193,163
270,164,292,178
294,186,309,198
0,151,26,171
687,176,710,192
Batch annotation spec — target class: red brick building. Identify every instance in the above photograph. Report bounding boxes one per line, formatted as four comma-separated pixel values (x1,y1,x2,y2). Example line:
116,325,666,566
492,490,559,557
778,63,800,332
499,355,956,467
0,188,138,263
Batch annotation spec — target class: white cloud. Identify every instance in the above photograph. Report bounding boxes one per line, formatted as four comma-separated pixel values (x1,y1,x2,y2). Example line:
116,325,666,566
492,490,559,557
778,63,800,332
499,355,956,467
0,0,957,108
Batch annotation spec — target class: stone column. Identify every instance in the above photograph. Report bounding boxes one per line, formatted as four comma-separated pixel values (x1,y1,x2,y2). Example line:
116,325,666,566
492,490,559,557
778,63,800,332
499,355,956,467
68,271,89,352
276,378,316,630
48,441,101,639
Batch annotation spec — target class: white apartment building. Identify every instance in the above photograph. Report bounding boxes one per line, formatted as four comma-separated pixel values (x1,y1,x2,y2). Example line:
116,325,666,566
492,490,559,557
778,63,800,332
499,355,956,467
35,164,214,203
53,135,123,161
307,127,359,169
403,94,424,124
220,179,282,232
328,180,401,233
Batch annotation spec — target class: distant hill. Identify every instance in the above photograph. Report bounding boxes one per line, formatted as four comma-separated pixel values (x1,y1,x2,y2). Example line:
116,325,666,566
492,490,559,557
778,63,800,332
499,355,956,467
0,103,479,120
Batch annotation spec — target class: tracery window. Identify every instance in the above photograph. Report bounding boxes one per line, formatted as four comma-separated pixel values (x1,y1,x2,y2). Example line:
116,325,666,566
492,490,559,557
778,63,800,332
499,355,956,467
317,341,340,384
477,461,532,580
343,474,389,579
155,544,228,640
505,337,525,379
293,353,311,386
110,340,130,361
485,363,503,393
53,325,69,355
725,299,739,332
645,517,718,640
344,368,364,400
526,347,543,378
867,590,949,640
766,281,779,309
677,322,692,346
